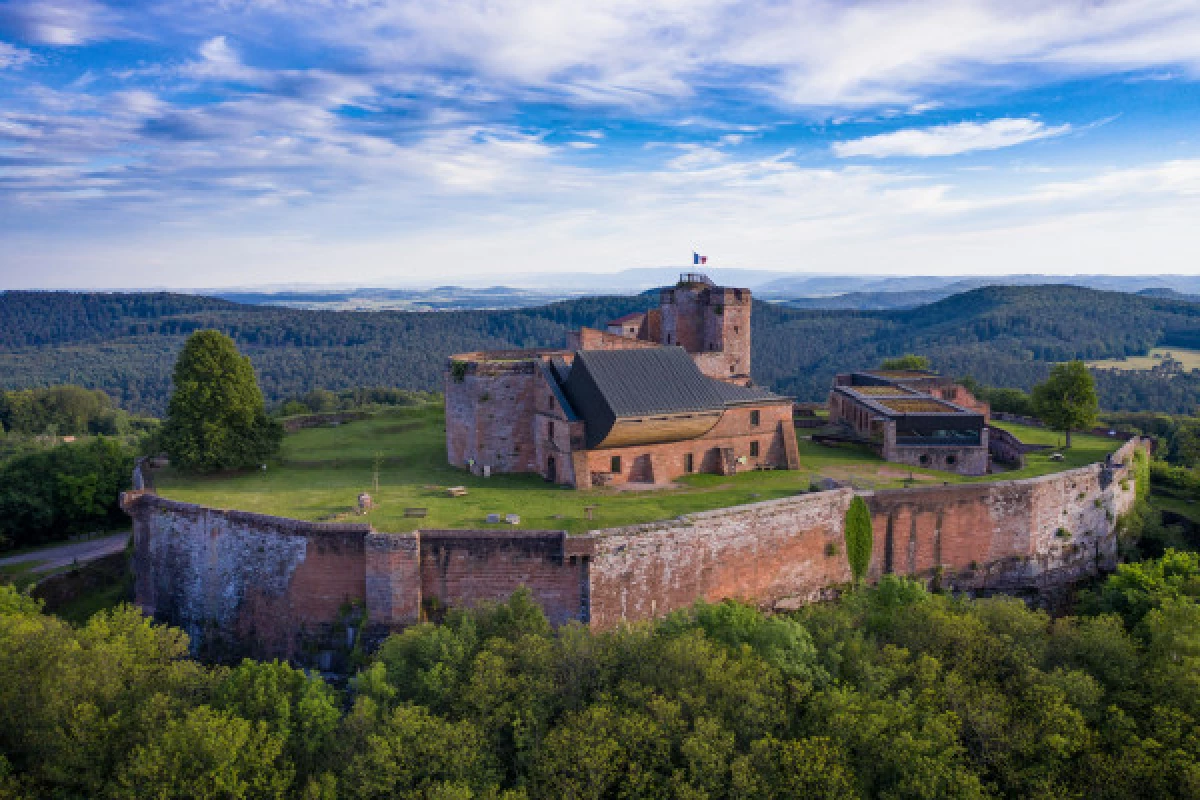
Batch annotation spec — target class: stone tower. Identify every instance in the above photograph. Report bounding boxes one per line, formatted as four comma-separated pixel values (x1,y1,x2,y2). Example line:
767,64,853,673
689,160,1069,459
659,273,752,384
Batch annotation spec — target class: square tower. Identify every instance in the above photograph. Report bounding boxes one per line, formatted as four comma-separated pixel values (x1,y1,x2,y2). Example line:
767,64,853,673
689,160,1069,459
659,274,752,383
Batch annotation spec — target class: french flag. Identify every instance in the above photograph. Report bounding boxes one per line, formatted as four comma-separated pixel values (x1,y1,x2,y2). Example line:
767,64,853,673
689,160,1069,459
693,252,707,265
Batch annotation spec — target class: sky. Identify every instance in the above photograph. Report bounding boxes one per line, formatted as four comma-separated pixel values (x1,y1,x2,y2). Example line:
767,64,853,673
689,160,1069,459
2,1,1200,288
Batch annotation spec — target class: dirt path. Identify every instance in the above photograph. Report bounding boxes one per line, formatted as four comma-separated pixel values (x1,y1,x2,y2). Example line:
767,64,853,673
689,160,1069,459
0,532,130,573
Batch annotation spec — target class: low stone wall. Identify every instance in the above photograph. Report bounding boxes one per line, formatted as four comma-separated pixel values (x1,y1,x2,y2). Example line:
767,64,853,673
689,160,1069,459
125,439,1147,664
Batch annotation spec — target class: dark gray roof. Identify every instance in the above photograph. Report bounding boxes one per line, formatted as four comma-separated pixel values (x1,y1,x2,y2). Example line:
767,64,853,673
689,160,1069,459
712,381,786,406
565,347,728,418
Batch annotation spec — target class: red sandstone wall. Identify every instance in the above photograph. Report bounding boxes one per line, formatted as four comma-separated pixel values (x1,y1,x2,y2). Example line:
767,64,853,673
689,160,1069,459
586,490,856,626
127,441,1147,660
124,493,370,661
418,530,588,626
582,403,794,485
444,360,544,474
584,439,1146,627
569,327,661,352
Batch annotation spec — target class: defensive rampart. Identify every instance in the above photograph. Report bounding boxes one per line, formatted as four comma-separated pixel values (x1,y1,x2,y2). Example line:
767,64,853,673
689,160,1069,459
124,439,1146,665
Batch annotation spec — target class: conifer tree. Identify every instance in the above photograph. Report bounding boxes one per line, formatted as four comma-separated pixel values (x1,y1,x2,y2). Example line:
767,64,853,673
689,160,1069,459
161,330,281,472
844,496,873,585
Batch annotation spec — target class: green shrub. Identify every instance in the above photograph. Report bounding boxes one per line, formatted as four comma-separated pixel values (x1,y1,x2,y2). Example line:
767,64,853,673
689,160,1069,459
843,496,873,584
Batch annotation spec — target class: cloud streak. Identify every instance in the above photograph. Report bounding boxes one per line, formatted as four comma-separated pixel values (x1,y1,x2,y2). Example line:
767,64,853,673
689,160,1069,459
0,0,1199,284
833,118,1072,158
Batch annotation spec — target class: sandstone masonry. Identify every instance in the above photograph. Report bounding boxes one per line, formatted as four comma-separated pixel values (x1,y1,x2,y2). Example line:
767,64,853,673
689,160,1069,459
124,439,1146,665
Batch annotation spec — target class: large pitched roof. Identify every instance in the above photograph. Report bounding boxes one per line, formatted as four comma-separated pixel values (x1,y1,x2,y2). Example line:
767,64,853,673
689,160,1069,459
565,347,728,418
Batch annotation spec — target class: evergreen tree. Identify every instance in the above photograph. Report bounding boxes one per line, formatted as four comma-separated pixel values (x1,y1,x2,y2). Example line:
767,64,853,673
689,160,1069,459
1032,360,1099,447
161,331,281,472
844,496,873,585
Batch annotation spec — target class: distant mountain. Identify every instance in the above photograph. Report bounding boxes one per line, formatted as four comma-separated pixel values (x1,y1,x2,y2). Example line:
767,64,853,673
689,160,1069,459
194,273,1200,312
2,284,1199,415
1138,287,1200,303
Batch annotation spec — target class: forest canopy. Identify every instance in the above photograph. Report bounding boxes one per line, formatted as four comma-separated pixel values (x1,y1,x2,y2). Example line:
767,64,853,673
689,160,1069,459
2,552,1199,799
2,285,1199,414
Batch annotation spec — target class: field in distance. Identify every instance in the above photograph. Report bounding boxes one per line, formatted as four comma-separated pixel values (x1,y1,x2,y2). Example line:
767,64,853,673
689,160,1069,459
1087,347,1200,372
153,404,1125,534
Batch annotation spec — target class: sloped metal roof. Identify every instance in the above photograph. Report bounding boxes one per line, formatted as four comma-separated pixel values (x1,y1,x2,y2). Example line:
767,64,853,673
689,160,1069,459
566,347,728,418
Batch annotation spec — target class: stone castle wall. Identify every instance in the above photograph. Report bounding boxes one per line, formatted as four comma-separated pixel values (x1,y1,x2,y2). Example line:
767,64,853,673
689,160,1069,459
125,439,1146,664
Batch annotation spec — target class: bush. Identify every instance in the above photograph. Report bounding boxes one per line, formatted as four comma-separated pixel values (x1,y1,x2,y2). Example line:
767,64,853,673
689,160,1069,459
0,438,133,550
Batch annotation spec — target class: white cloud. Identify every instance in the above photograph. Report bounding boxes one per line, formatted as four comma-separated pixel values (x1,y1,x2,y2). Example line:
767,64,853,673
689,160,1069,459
833,118,1072,158
0,41,32,68
0,0,113,46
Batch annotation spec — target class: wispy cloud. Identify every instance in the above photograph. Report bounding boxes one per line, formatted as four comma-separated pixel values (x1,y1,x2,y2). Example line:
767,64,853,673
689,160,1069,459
0,41,32,69
833,118,1072,158
1,0,1200,284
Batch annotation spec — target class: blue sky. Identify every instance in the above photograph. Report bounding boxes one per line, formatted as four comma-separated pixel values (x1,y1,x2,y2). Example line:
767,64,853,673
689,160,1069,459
2,0,1200,288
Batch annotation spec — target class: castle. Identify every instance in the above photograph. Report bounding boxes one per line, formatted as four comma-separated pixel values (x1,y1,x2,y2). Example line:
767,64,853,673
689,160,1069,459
444,274,799,488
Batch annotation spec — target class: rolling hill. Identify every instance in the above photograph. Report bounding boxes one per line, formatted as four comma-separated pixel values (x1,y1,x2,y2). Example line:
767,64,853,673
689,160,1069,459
2,285,1199,415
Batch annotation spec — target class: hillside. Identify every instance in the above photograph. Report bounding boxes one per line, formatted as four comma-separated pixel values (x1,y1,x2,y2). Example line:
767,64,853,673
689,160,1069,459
2,285,1199,414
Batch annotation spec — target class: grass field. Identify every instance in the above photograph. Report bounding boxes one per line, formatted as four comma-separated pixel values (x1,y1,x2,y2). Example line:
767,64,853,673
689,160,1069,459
0,561,49,592
1087,347,1200,372
155,405,1125,534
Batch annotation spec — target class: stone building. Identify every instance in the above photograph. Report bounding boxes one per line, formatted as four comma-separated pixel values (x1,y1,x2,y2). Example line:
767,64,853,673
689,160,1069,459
829,370,990,475
445,275,798,488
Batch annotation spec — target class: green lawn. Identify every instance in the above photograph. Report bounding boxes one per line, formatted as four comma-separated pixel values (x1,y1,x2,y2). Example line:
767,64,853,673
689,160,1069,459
980,421,1127,482
155,405,1124,534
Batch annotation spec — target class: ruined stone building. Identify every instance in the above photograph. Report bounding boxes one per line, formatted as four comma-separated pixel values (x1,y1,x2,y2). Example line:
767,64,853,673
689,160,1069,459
445,274,799,488
829,370,991,475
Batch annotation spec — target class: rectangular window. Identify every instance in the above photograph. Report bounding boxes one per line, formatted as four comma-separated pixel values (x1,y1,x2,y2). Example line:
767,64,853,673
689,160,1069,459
750,441,760,457
750,410,760,426
547,420,554,438
611,456,621,473
684,453,694,473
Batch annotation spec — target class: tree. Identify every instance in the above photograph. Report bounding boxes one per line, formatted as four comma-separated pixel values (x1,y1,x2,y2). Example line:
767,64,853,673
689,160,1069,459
161,331,281,472
1032,360,1099,447
880,354,929,371
844,496,873,585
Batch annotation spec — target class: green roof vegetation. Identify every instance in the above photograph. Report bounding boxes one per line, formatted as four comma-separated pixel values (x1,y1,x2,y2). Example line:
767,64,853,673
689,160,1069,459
154,404,1127,534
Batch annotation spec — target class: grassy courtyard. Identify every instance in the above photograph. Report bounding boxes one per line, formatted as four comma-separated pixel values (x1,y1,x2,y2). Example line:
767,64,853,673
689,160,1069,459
155,404,1126,534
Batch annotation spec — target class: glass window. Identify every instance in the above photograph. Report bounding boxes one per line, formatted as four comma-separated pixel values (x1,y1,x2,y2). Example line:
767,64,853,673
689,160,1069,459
611,456,621,473
750,441,760,457
750,410,760,426
684,453,694,473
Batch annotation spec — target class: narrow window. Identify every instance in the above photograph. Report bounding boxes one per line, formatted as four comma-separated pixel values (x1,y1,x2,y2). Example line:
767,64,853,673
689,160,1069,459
611,455,621,473
734,326,739,333
684,453,694,473
750,441,760,457
547,420,554,438
750,410,760,426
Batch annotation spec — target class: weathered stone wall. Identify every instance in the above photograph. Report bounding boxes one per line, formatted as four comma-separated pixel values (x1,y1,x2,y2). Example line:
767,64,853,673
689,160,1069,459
586,489,856,627
568,327,660,352
127,440,1147,661
419,530,591,627
584,439,1146,626
444,359,544,475
124,492,371,662
880,424,990,476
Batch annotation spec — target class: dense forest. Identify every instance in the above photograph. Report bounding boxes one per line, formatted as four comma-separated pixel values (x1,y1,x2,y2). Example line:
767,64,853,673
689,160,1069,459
3,547,1199,799
2,285,1199,414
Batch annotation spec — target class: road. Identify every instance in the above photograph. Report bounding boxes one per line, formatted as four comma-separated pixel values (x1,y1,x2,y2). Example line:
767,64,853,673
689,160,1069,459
0,532,131,573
